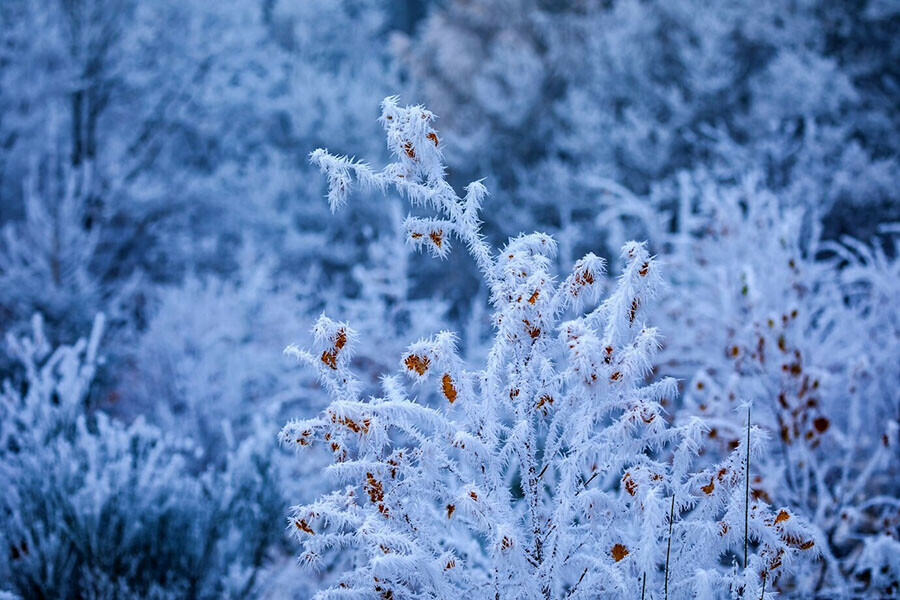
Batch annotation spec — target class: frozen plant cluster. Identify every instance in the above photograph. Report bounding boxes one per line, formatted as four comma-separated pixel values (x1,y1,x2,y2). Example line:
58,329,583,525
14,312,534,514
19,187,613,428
1,1,897,598
280,99,820,599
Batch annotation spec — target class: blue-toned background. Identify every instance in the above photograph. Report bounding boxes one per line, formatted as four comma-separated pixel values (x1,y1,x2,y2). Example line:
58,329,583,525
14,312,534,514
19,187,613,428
1,1,897,597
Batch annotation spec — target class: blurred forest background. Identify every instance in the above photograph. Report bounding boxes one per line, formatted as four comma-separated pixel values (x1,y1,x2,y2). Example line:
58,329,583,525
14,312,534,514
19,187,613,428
0,0,898,598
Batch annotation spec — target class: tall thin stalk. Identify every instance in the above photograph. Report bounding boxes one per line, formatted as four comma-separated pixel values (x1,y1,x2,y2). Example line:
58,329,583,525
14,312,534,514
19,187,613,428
641,572,646,600
744,404,751,570
664,493,675,600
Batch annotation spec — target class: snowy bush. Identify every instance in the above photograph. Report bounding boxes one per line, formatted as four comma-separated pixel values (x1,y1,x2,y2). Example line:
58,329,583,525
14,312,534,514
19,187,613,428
279,98,818,599
0,315,288,599
614,171,900,597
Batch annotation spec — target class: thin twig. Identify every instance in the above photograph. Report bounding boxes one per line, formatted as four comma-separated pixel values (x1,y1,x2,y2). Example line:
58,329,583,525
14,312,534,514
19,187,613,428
641,572,646,600
665,493,675,600
565,568,589,599
760,570,767,600
744,404,751,570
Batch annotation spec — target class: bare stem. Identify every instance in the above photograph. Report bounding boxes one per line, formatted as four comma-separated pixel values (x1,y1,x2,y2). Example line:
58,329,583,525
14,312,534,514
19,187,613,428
665,493,675,600
744,404,751,570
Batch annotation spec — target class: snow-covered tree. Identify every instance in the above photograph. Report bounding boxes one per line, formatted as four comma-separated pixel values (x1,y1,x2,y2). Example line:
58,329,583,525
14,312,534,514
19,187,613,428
279,97,817,599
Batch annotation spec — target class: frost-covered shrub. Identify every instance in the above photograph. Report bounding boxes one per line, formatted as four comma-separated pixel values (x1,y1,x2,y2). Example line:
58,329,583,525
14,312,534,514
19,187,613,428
627,173,900,596
279,98,817,599
115,249,316,462
0,315,287,599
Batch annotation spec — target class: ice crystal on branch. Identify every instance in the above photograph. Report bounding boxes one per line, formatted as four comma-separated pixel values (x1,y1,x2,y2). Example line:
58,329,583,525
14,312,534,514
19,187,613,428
282,98,816,599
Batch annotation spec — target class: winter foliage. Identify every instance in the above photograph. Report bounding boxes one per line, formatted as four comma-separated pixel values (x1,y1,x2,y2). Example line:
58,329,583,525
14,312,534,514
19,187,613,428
282,99,820,598
1,1,898,598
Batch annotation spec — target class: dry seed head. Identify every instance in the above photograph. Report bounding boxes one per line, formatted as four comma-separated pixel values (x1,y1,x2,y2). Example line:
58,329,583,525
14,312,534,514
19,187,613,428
813,417,829,433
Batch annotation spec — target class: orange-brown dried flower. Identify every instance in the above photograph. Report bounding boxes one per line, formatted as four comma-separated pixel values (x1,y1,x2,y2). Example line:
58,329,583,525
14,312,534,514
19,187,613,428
321,350,338,370
404,354,430,376
523,319,541,339
294,519,315,535
629,298,639,324
331,414,370,434
536,394,554,412
334,328,347,350
442,374,458,403
366,472,385,503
